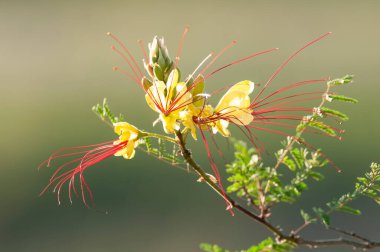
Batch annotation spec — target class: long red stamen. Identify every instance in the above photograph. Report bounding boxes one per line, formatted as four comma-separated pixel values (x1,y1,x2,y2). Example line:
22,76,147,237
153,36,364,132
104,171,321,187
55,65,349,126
199,128,234,215
38,140,115,170
111,46,141,82
253,107,313,115
137,39,149,63
253,91,326,110
204,48,279,80
107,32,144,78
39,140,128,206
199,40,237,77
164,27,190,110
253,121,342,140
112,66,140,85
252,78,328,108
247,125,341,172
174,26,189,69
167,53,213,113
253,32,332,103
253,115,304,121
168,47,277,114
233,121,267,156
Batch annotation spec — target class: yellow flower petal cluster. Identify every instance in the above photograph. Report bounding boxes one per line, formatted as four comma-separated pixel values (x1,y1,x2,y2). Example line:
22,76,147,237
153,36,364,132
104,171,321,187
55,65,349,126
177,80,254,139
113,122,141,159
143,36,255,141
212,80,254,136
145,69,192,134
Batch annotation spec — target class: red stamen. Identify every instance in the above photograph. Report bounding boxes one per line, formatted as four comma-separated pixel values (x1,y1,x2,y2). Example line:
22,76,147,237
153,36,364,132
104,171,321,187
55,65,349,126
253,91,326,110
112,66,140,86
111,46,141,82
253,32,332,103
247,124,341,172
199,40,237,77
39,140,128,207
204,48,279,80
174,26,190,69
253,121,342,140
107,32,144,78
199,128,234,215
252,78,328,108
137,39,149,64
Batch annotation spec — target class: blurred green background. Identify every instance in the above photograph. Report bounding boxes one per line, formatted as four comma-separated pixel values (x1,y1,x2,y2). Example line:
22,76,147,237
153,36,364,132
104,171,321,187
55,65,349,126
0,0,379,251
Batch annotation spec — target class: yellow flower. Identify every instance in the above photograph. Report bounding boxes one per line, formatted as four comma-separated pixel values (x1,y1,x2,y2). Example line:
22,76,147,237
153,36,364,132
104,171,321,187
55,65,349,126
212,80,254,136
184,80,254,138
113,122,141,159
145,69,192,134
179,80,254,139
180,104,214,140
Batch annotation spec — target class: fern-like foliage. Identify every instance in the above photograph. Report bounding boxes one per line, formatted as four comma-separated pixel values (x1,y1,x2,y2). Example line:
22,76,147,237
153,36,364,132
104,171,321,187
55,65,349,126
226,138,326,210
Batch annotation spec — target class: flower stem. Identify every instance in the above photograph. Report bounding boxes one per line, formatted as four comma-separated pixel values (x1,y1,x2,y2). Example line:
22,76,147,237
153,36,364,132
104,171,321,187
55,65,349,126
141,132,177,144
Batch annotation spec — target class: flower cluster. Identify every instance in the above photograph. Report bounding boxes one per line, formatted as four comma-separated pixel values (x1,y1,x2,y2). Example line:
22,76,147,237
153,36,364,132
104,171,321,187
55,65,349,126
40,29,342,210
142,36,255,140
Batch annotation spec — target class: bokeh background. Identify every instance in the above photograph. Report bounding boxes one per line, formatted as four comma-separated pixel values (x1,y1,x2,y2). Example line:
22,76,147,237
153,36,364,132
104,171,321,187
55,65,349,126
1,0,379,251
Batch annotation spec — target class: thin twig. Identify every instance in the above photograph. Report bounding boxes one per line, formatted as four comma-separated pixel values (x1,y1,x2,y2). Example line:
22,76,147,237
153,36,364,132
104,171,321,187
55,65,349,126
329,226,373,244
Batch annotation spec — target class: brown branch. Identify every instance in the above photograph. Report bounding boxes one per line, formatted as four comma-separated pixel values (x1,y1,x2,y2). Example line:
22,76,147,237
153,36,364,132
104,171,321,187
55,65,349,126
174,130,284,238
174,130,380,250
241,185,260,212
329,226,373,244
295,237,380,250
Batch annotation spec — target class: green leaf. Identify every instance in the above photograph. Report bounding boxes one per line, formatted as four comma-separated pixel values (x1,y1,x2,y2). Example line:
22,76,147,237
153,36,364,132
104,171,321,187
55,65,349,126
142,77,152,91
300,209,311,222
290,148,303,169
320,107,349,121
307,121,336,136
336,205,361,215
153,63,164,81
245,238,295,252
328,95,358,103
372,197,380,204
283,158,296,171
200,243,230,252
313,207,330,227
92,98,124,124
327,75,354,86
310,171,324,181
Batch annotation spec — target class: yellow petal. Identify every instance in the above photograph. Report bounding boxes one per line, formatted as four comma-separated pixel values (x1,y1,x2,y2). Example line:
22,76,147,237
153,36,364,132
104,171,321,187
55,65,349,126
166,69,179,100
215,80,254,113
114,140,139,159
180,110,197,140
215,80,254,126
145,80,167,112
123,140,137,159
226,108,254,125
160,113,180,134
169,82,192,111
213,119,230,137
113,122,140,141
